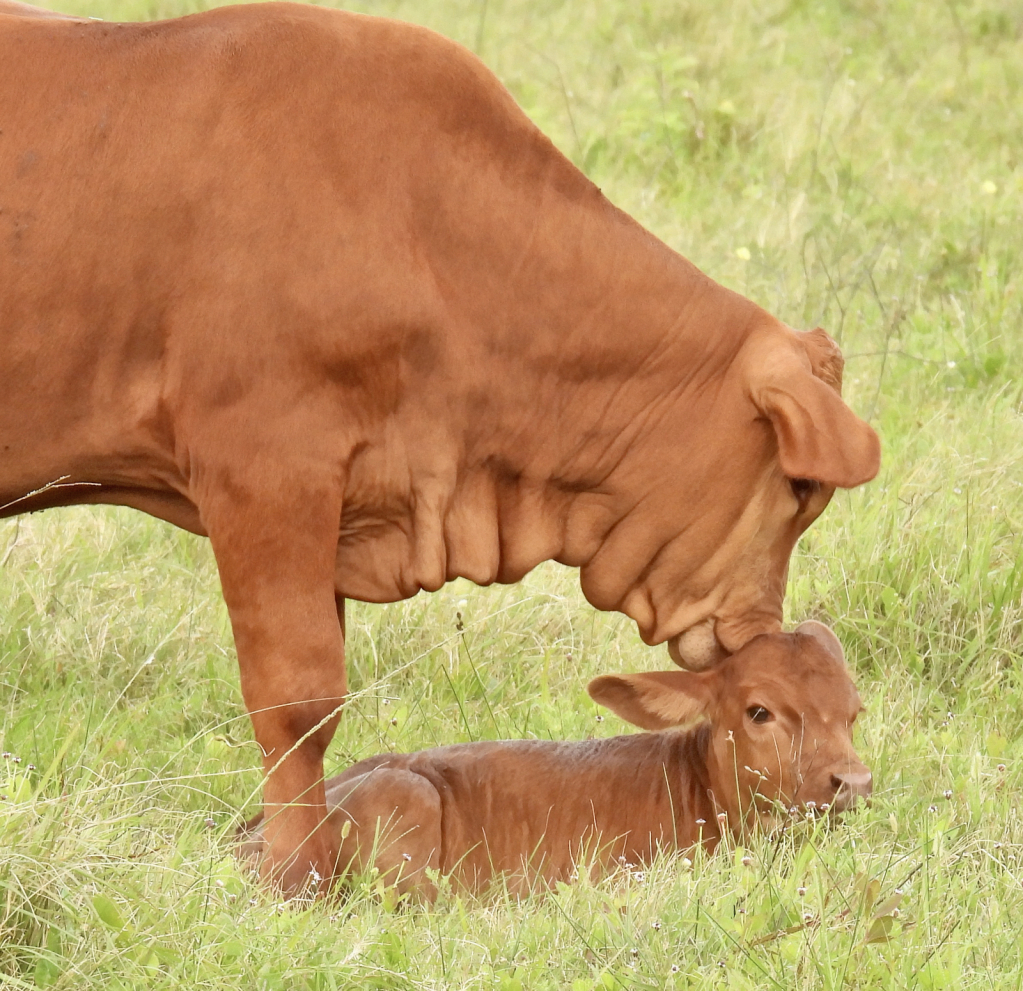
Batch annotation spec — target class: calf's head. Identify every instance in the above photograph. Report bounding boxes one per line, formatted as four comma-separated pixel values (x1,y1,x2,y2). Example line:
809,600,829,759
588,621,871,830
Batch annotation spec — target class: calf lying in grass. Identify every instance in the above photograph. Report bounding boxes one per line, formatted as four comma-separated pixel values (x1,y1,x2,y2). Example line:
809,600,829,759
239,622,870,899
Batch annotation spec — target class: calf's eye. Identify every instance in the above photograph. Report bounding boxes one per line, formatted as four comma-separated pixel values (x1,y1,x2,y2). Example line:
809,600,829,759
746,705,773,724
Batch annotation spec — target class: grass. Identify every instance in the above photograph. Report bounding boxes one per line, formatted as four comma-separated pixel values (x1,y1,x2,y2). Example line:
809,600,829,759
2,0,1022,986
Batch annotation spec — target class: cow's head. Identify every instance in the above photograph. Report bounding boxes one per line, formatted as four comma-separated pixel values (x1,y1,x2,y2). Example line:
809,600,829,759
587,622,871,830
577,321,880,670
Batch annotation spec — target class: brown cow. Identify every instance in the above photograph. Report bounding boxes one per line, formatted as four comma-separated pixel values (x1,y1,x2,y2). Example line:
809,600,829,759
0,2,879,891
239,622,870,900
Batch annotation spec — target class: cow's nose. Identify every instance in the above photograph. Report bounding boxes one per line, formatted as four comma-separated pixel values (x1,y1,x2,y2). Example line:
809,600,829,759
668,620,728,671
830,770,872,812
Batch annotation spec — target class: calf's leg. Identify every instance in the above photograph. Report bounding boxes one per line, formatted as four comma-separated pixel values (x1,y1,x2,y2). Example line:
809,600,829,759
201,466,347,895
327,768,442,903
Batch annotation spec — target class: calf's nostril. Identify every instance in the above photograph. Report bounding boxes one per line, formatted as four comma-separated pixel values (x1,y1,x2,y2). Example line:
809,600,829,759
830,770,873,807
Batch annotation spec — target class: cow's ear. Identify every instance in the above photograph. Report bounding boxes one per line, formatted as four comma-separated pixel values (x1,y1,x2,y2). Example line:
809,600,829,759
748,329,880,488
795,620,845,664
587,670,715,730
800,327,845,392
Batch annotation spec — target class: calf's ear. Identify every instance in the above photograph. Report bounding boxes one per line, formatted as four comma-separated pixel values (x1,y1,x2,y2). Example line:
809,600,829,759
747,329,880,489
794,620,845,663
587,670,715,731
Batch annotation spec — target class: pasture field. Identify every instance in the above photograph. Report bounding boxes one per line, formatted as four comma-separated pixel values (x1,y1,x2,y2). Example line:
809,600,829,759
2,0,1022,986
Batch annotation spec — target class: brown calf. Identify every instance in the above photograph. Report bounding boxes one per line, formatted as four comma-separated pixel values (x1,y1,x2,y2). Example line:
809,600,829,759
240,622,870,899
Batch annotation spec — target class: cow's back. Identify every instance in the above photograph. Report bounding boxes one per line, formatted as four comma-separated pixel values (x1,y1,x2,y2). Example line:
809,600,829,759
0,3,634,592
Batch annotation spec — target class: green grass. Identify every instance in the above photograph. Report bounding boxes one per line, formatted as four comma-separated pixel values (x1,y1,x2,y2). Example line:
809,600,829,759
2,0,1022,986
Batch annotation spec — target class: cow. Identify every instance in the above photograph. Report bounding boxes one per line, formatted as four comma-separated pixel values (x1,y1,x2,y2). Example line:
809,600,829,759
0,2,880,892
238,622,871,900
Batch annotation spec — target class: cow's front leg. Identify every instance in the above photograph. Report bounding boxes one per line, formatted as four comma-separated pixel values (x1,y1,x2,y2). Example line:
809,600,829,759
202,472,346,895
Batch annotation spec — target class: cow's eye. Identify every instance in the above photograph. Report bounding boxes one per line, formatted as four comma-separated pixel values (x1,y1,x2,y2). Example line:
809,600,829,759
747,705,773,724
789,478,819,507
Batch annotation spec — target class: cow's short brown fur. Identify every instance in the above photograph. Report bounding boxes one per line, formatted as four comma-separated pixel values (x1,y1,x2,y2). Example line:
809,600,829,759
239,623,870,900
1,2,879,891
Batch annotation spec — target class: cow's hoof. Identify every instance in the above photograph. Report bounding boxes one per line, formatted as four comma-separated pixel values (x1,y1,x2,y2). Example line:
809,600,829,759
233,816,338,900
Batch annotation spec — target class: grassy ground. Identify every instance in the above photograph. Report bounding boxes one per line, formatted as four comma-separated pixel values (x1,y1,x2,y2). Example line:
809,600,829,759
2,0,1022,986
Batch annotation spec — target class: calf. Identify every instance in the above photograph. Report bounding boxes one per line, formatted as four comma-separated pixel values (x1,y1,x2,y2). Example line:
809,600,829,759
239,622,870,899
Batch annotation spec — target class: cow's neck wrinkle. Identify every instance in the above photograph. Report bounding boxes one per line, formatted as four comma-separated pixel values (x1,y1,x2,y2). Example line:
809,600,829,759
336,124,767,607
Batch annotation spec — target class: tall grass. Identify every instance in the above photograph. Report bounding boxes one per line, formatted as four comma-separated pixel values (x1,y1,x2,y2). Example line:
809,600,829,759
2,0,1022,986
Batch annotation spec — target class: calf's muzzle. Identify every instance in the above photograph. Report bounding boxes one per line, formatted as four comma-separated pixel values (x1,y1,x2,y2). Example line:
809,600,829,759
829,769,873,813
